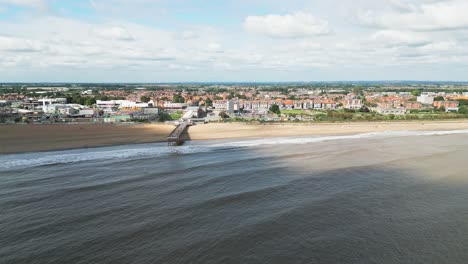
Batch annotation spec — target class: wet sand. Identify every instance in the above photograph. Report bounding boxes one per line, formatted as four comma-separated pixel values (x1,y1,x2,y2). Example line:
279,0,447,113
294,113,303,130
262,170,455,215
2,120,468,154
186,121,468,140
0,124,174,154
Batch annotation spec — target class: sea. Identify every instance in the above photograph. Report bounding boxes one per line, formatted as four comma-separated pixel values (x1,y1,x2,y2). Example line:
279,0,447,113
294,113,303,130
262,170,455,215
1,130,468,263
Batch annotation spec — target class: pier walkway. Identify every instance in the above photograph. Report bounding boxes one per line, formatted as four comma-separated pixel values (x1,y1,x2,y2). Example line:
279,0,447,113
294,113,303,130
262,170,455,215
167,121,189,146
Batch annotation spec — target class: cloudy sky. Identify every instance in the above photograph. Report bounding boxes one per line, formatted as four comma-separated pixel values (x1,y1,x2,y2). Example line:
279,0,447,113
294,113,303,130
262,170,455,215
1,0,468,82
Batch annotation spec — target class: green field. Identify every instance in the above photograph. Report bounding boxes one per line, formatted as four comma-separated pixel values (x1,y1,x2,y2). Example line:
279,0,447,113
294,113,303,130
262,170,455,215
170,111,183,120
281,109,306,115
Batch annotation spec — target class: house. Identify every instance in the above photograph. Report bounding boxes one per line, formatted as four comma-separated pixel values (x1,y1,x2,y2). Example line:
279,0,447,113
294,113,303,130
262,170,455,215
213,100,227,110
293,101,303,109
284,100,294,109
313,102,323,109
302,100,314,109
344,99,363,109
433,101,459,112
321,99,337,110
404,101,422,110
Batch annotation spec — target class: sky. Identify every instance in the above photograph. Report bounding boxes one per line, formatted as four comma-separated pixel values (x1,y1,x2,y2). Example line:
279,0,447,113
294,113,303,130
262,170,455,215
1,0,468,82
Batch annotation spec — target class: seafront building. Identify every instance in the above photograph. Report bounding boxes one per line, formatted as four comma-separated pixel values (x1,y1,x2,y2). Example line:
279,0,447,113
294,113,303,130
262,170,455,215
1,85,466,123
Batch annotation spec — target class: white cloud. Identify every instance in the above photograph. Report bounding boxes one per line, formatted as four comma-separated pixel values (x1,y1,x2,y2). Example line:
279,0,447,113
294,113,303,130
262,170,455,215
93,26,134,41
370,30,431,47
0,0,47,9
358,0,468,31
0,36,45,52
176,30,198,40
244,12,331,38
2,0,468,81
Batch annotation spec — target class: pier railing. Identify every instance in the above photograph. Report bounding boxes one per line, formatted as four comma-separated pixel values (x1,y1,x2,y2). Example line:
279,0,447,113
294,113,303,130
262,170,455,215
167,122,189,145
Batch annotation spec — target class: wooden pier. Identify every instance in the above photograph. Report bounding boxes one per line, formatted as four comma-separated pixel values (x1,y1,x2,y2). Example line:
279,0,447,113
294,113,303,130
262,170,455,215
167,122,189,146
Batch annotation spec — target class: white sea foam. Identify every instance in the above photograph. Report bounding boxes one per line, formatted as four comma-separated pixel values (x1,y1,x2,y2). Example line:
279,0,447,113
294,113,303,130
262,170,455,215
0,144,213,171
210,129,468,148
1,129,468,171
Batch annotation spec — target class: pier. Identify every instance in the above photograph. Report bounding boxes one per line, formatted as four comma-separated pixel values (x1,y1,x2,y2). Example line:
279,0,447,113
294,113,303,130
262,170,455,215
167,121,190,146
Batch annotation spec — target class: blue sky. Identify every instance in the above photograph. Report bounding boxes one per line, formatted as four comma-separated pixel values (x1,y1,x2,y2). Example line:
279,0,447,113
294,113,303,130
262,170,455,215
1,0,468,82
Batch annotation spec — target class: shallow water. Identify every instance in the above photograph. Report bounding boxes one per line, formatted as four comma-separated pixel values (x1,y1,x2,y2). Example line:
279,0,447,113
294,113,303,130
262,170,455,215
1,130,468,263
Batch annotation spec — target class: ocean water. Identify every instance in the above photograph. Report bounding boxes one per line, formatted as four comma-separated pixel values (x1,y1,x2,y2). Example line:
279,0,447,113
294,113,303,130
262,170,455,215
1,130,468,263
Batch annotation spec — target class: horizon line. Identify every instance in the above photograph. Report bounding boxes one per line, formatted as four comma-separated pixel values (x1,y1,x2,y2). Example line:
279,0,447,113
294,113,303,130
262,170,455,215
2,80,468,85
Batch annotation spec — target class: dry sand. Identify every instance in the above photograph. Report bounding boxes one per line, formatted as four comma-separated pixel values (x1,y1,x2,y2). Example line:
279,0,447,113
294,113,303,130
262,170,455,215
2,120,468,154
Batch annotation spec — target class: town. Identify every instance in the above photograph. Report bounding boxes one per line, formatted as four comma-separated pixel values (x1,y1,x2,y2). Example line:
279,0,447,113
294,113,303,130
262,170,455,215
1,82,468,124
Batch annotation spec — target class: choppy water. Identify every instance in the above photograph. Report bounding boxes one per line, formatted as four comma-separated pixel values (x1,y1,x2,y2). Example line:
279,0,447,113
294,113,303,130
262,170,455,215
2,130,468,263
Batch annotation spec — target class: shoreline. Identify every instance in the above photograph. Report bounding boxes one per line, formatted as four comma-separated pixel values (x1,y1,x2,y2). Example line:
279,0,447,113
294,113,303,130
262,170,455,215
1,120,468,154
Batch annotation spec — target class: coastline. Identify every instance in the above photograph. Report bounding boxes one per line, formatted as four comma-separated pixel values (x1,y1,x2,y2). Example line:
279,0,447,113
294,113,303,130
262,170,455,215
0,123,174,155
2,120,468,154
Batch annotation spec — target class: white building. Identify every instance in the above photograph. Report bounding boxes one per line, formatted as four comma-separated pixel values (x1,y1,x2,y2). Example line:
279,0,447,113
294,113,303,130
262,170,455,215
344,99,363,109
119,100,154,109
417,95,434,105
43,104,78,116
213,100,227,110
313,103,323,109
163,102,186,109
143,108,159,115
81,90,93,95
227,100,240,114
38,98,67,112
96,100,124,110
79,109,96,117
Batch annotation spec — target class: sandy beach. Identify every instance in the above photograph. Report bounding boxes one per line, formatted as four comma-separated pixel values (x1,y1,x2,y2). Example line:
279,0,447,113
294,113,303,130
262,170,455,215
0,124,174,154
2,120,468,154
187,121,468,140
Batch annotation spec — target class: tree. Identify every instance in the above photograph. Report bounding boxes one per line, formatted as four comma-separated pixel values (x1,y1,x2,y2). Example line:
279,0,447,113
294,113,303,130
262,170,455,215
140,96,151,103
459,106,467,114
205,98,213,107
359,106,370,113
219,111,229,119
269,104,281,116
434,96,445,101
85,98,96,106
158,112,173,122
456,99,468,106
172,94,185,103
354,87,364,96
411,90,422,96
